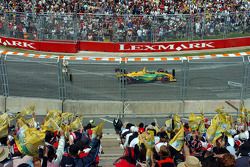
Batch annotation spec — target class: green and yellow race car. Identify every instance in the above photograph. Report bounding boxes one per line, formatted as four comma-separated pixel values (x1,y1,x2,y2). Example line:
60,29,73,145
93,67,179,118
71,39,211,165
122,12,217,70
115,67,176,84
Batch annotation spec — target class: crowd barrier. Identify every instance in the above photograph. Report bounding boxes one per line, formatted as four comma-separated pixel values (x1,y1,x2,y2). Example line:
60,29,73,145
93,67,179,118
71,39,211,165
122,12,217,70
0,36,250,53
0,96,246,116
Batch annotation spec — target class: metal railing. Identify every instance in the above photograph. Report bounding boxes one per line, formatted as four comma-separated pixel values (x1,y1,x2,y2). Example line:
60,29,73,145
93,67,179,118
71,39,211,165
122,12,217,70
0,12,249,42
1,55,250,102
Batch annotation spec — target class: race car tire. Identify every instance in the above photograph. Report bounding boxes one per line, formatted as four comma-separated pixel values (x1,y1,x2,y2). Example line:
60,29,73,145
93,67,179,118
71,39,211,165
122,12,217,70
126,77,133,84
161,76,169,83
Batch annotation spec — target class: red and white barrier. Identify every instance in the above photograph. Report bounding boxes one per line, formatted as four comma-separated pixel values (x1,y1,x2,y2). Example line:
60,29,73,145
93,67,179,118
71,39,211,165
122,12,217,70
0,50,249,62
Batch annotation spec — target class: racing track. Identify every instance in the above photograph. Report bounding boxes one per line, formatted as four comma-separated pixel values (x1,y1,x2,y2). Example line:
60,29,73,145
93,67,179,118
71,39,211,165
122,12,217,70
2,55,250,101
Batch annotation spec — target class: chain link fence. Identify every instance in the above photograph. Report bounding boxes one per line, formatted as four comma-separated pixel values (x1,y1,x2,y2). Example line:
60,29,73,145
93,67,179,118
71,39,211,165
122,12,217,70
0,12,249,42
1,55,249,102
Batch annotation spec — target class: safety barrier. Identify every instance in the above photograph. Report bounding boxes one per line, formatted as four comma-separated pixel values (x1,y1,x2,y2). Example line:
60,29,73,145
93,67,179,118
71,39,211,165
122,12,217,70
0,95,244,116
0,50,250,116
0,50,249,61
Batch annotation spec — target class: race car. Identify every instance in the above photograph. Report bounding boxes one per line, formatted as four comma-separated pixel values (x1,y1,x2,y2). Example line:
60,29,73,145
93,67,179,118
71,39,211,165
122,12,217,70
115,67,176,84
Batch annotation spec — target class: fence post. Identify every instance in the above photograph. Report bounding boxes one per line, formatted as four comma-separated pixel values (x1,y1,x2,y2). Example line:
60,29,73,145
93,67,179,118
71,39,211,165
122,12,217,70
0,54,9,113
57,58,66,109
120,57,127,118
181,58,189,116
0,54,9,97
241,56,249,109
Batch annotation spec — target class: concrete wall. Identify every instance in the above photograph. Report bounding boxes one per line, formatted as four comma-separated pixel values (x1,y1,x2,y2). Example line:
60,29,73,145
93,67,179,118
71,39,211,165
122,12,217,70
124,101,183,115
183,100,240,115
243,99,250,109
3,96,249,116
0,96,5,113
6,96,62,115
63,100,123,115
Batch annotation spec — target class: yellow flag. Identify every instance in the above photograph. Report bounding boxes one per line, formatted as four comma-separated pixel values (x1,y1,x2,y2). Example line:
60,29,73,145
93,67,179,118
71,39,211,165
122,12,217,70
19,105,35,117
206,114,219,142
91,122,104,139
0,124,8,138
15,127,45,156
218,113,231,132
198,114,206,134
165,119,172,131
45,109,62,125
17,117,29,129
173,114,181,131
45,110,61,120
212,126,224,144
61,112,74,122
189,113,200,131
0,114,8,138
240,104,247,113
215,106,224,114
26,118,36,128
69,117,82,131
206,112,230,144
169,126,184,151
42,118,60,132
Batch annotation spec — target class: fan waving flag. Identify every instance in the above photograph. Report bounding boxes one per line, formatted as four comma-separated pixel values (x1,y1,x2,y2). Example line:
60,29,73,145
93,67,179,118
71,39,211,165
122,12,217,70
169,126,184,151
206,114,219,142
15,127,45,156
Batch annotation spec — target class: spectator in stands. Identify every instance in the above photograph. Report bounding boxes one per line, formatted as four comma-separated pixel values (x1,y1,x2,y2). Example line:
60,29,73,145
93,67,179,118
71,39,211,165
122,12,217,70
0,0,248,42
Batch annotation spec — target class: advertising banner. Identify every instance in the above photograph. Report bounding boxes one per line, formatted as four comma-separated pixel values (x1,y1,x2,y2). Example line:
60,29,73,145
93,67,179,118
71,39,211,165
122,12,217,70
79,37,250,52
0,36,249,53
0,36,78,53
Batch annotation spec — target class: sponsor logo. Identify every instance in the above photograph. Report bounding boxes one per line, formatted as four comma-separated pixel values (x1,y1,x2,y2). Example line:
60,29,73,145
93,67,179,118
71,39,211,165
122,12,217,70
0,38,36,49
119,42,214,51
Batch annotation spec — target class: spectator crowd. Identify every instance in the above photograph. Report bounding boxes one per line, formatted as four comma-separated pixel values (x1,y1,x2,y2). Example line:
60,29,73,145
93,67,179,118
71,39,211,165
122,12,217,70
113,106,250,167
0,0,249,42
1,105,250,166
0,0,249,15
0,105,104,167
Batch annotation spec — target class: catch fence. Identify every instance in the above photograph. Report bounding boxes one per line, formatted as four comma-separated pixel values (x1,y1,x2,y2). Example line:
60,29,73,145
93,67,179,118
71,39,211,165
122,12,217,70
1,53,250,103
0,12,249,42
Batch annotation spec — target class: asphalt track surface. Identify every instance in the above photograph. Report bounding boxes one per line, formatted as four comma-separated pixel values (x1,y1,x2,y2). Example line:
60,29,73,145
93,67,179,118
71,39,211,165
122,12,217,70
2,55,250,101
